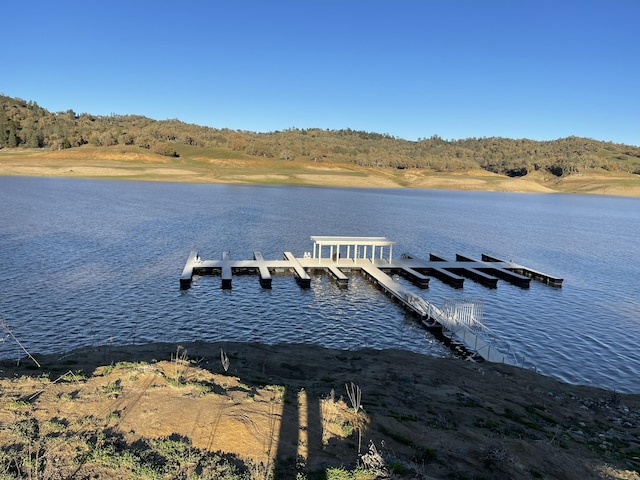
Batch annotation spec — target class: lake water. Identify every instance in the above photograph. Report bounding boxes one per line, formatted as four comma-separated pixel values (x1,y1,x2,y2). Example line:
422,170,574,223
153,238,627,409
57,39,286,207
0,176,638,393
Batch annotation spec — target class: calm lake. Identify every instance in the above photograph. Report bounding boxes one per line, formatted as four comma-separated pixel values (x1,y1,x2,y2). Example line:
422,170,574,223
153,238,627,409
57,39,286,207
0,176,638,393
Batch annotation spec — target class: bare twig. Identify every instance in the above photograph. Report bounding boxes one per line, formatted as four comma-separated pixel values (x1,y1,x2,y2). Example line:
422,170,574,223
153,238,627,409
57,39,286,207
345,382,362,413
172,345,189,383
1,319,41,368
28,370,83,401
220,348,230,372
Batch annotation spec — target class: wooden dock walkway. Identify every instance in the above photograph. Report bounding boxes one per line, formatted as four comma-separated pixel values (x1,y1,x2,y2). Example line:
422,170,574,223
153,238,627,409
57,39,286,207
179,236,563,364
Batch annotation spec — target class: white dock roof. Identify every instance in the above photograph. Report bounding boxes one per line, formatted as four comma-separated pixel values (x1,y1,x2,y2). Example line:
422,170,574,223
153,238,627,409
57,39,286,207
310,236,395,246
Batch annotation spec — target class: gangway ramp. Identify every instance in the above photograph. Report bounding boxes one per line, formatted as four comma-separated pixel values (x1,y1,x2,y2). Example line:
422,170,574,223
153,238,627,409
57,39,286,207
361,264,515,364
360,265,423,315
432,302,512,364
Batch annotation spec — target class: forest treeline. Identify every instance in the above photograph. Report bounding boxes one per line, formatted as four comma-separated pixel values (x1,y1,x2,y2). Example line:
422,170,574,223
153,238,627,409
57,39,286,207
2,94,640,177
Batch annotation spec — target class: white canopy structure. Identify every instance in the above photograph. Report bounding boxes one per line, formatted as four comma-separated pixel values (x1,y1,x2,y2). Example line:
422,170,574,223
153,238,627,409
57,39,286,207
309,236,395,264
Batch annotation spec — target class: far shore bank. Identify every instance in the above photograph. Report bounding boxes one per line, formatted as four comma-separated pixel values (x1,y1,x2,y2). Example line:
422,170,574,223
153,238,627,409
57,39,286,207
1,147,640,197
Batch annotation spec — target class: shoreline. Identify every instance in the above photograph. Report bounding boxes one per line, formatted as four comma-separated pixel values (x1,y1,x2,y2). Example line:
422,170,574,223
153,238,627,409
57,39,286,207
2,338,638,395
1,147,640,197
1,340,639,478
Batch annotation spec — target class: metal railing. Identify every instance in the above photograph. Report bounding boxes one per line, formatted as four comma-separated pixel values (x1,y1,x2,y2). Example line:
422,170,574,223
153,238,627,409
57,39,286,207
405,294,524,366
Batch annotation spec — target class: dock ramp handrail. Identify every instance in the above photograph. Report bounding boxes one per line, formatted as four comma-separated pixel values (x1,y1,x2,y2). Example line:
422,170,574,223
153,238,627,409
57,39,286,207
406,293,522,366
441,299,521,365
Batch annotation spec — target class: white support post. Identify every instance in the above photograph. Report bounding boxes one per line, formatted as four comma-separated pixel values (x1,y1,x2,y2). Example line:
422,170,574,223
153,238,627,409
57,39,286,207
330,245,334,262
347,245,351,260
389,245,393,263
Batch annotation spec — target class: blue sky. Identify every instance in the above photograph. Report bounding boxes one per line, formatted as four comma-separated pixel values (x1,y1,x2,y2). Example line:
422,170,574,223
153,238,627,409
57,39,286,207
4,1,639,145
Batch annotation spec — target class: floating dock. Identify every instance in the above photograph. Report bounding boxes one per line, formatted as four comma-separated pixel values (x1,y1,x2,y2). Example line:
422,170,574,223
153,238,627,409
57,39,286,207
481,254,564,287
180,236,563,364
253,252,272,288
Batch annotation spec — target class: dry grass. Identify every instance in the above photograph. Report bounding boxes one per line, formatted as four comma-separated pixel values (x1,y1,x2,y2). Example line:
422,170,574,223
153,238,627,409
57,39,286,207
1,342,639,479
2,146,639,196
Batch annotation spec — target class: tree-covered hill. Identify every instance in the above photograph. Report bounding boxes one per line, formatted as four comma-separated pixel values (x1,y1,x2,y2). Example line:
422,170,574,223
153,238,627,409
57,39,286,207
2,94,639,177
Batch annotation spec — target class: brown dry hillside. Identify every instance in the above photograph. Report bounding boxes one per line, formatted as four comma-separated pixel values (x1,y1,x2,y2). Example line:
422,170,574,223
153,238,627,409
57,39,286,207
1,146,640,196
2,93,640,196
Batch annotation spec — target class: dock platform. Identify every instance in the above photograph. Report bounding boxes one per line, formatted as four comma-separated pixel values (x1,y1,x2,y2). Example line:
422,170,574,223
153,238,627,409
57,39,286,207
180,236,563,364
400,267,430,288
254,252,272,288
327,265,348,287
455,253,531,288
283,252,311,288
481,254,563,287
180,251,199,289
221,251,232,289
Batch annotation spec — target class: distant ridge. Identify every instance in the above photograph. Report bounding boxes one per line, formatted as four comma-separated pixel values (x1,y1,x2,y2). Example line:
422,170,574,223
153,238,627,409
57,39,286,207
2,94,639,177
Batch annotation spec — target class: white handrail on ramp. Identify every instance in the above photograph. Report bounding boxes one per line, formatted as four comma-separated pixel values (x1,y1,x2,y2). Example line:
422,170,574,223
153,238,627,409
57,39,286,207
406,294,522,366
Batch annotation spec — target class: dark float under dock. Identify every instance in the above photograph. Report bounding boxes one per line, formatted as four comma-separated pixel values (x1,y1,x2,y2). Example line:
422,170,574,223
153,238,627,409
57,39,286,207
180,236,563,365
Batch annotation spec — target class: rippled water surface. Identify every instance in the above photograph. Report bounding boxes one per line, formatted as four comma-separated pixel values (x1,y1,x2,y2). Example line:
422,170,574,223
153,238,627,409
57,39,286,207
1,177,638,392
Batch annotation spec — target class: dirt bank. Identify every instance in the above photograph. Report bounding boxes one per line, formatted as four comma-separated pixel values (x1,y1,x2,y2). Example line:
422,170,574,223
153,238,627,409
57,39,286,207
1,147,639,196
1,342,639,479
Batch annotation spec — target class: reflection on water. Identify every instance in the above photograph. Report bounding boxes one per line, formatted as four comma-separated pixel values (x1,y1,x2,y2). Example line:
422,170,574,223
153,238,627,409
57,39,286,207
0,177,639,393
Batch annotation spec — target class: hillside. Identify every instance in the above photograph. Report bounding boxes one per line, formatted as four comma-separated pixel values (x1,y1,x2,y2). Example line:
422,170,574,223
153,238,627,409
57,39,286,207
2,94,640,195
